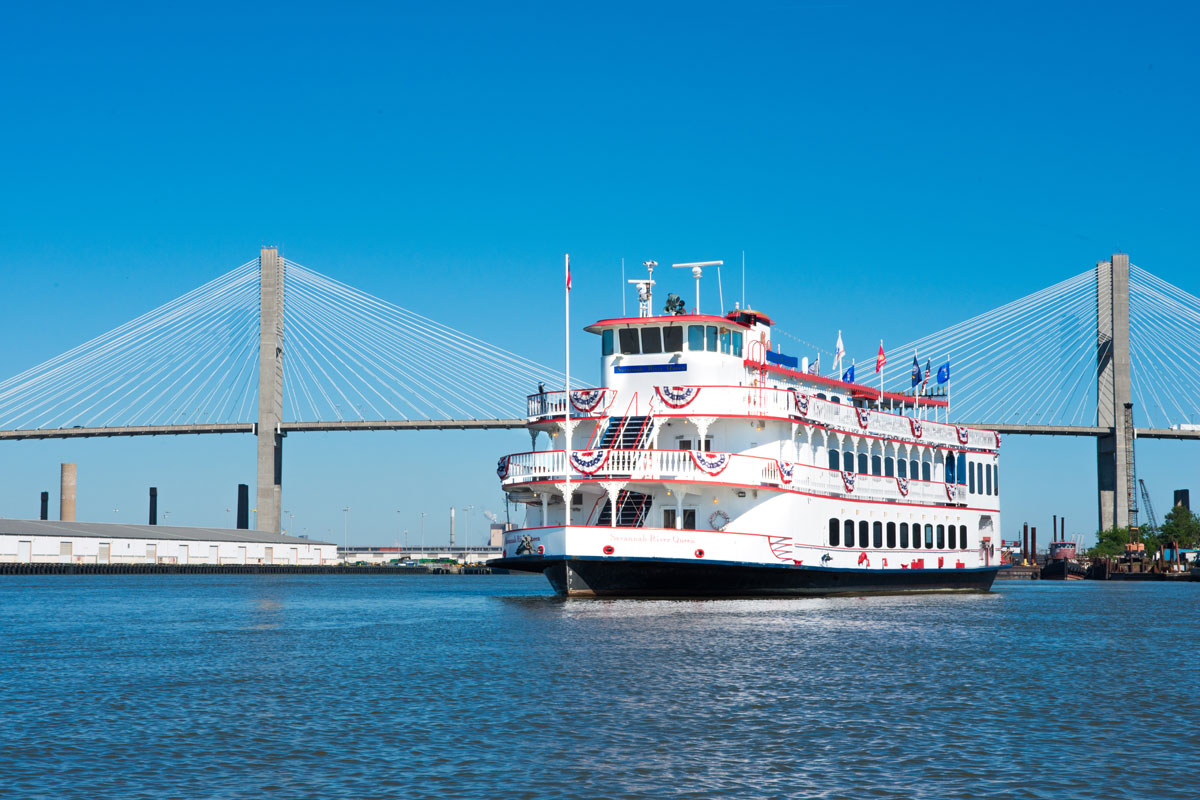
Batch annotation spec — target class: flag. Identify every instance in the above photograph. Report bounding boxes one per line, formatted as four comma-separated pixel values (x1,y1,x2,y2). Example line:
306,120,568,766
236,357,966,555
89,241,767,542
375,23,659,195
875,340,886,373
937,361,950,384
923,359,931,390
843,362,855,383
566,261,572,291
809,354,820,375
910,354,921,387
833,330,845,372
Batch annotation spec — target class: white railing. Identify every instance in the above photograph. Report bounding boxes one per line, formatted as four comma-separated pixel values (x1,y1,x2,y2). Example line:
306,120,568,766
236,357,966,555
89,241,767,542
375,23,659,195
500,448,967,507
527,388,618,420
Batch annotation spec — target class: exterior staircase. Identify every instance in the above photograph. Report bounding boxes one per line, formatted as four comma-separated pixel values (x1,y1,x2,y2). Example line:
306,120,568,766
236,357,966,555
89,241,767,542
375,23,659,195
596,490,653,528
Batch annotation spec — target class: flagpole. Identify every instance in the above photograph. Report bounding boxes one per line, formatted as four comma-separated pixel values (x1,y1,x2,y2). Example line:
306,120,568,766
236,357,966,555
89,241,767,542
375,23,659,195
564,253,572,525
945,351,950,425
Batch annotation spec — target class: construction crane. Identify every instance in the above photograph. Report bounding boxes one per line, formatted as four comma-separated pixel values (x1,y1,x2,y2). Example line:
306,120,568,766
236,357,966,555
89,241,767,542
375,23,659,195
1138,479,1160,538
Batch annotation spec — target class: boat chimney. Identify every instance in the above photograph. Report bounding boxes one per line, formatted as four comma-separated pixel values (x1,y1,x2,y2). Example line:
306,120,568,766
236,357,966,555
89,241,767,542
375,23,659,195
60,463,76,522
1053,515,1057,542
1031,527,1038,565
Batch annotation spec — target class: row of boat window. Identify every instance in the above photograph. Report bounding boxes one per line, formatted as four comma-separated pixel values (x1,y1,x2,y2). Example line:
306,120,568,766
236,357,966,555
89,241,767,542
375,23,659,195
602,326,745,357
828,518,971,550
827,450,998,495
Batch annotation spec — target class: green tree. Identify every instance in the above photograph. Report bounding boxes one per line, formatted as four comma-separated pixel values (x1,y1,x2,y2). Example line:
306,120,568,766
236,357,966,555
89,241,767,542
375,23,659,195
1156,505,1200,549
1088,526,1159,559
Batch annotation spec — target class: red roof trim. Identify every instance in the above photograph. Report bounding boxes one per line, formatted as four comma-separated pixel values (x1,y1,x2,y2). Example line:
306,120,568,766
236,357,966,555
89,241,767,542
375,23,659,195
584,314,753,334
746,359,950,408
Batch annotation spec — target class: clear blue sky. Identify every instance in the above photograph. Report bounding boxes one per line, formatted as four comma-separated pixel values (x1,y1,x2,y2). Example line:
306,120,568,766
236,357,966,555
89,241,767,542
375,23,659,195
1,2,1197,545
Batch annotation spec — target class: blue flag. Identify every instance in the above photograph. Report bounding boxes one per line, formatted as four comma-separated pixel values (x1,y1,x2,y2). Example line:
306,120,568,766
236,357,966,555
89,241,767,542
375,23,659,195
843,363,855,383
936,361,950,384
911,355,921,387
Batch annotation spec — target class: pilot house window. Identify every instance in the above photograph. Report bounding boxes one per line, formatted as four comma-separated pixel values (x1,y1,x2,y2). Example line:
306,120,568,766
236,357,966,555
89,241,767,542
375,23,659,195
663,326,683,352
619,328,640,355
641,327,662,354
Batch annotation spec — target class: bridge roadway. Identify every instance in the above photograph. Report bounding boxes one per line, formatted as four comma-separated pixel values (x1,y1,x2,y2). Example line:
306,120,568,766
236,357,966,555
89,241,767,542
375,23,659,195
3,421,1200,441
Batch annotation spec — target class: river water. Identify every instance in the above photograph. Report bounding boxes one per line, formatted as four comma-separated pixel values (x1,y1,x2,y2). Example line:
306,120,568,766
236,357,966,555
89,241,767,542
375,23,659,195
0,575,1195,800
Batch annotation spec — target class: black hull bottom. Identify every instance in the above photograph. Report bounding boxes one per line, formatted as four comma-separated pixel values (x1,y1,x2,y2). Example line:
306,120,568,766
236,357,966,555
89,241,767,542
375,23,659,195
491,556,1001,597
1041,559,1087,580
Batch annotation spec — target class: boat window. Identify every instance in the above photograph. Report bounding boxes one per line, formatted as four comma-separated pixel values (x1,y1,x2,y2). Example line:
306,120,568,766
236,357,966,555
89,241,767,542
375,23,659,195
873,521,883,548
858,520,869,549
921,461,930,481
687,325,704,351
832,396,841,404
857,453,868,474
957,453,967,485
897,459,906,479
886,522,896,548
663,509,677,529
900,522,910,548
602,329,614,356
945,453,956,484
641,327,663,354
719,329,731,354
829,450,840,471
994,466,999,494
732,332,743,357
924,524,934,548
960,525,969,549
663,326,683,352
948,526,957,549
871,455,882,476
912,524,921,549
986,464,992,495
844,520,855,548
843,450,854,472
829,518,840,547
936,525,945,549
968,462,975,494
705,326,718,351
683,509,696,530
619,328,640,355
817,393,827,400
884,457,894,478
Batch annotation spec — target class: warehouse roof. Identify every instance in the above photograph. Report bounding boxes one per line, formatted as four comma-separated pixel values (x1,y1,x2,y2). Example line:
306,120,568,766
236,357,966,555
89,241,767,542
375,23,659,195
0,519,332,545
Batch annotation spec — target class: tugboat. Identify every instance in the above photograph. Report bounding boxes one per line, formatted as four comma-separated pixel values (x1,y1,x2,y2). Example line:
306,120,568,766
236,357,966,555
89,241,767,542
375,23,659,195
1041,540,1086,580
490,258,1004,596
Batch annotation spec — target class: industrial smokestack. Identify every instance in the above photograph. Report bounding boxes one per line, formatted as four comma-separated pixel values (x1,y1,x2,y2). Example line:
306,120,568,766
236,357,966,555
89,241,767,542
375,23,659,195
1031,527,1037,565
1053,515,1058,543
450,506,455,547
1023,523,1029,564
40,491,49,521
60,463,76,521
1175,489,1190,510
236,484,249,529
149,487,158,526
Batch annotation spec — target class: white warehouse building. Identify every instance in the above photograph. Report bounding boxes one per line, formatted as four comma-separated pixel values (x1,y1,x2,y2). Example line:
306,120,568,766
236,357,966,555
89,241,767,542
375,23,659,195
0,519,337,566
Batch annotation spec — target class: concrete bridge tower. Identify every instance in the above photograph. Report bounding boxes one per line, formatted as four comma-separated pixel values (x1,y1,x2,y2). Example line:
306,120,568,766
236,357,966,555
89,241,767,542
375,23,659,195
257,246,284,533
1096,253,1132,533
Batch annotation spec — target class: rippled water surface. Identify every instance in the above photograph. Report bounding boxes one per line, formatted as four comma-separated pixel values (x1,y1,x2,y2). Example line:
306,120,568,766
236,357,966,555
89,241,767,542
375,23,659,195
1,575,1197,799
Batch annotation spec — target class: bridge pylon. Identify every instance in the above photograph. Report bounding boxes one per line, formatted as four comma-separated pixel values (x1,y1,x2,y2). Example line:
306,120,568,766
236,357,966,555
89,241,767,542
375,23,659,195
257,246,284,533
1096,253,1132,533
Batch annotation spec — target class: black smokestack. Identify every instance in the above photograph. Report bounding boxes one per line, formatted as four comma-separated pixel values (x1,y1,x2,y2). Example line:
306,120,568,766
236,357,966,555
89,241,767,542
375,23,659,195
237,484,249,530
40,491,48,521
149,487,158,526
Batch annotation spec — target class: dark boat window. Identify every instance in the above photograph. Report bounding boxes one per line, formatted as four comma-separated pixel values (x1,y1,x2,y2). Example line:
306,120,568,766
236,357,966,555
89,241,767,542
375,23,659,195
900,522,910,548
948,526,957,549
924,524,934,548
873,521,883,548
829,518,840,547
844,450,854,472
960,525,969,549
945,454,956,484
911,459,919,480
858,520,869,549
844,520,855,548
683,509,696,530
687,325,704,351
986,464,992,495
968,462,975,494
885,457,894,478
663,326,683,352
871,455,882,476
663,509,676,529
936,525,945,549
913,524,921,549
602,329,614,356
886,522,896,548
732,332,743,357
719,329,731,354
832,396,841,404
619,328,640,355
641,327,663,354
829,450,840,471
817,393,827,400
957,453,967,485
857,453,868,474
706,326,718,351
921,461,930,481
994,466,999,494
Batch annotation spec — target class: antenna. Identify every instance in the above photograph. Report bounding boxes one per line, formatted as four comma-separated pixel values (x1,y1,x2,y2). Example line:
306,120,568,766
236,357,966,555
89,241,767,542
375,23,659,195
741,250,745,309
672,260,722,315
629,260,657,317
621,258,626,316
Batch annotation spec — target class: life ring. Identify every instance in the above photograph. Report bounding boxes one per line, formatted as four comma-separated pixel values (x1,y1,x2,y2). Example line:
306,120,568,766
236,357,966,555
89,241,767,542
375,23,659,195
709,509,730,530
537,545,545,555
695,549,705,558
603,545,614,555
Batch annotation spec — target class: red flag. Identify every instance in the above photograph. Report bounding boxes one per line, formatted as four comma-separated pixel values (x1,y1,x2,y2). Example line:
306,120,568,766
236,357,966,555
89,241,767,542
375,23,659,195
876,341,886,372
566,261,572,291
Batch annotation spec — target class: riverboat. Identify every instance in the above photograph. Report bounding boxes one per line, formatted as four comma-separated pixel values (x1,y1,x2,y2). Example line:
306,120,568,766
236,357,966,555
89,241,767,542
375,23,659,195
491,266,1003,596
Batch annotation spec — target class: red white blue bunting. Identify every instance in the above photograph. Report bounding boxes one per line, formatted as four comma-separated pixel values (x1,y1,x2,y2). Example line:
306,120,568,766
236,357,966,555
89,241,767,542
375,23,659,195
909,417,923,438
790,390,810,416
655,385,700,409
496,455,510,480
778,460,796,485
856,407,871,429
570,389,607,413
842,470,856,493
569,449,609,476
945,482,957,502
993,431,1002,449
690,450,730,476
956,425,969,445
896,476,909,496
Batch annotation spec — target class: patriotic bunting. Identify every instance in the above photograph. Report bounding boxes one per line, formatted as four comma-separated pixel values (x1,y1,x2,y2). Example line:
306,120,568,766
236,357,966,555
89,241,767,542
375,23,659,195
909,417,923,438
655,385,700,409
791,390,810,416
570,389,607,413
778,460,796,484
956,425,969,445
842,470,856,493
856,407,871,429
569,449,610,476
690,450,730,476
945,482,957,502
993,431,1002,449
896,476,909,496
496,455,510,480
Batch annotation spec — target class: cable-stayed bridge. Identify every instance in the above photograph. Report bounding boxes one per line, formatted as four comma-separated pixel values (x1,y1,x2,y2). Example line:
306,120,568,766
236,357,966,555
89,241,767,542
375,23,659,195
1,248,1197,534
